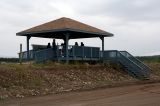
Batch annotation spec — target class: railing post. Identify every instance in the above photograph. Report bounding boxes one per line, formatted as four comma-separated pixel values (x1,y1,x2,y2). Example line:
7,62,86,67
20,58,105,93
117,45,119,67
19,44,22,64
91,47,92,60
56,46,58,60
116,50,118,61
82,47,84,60
72,46,75,59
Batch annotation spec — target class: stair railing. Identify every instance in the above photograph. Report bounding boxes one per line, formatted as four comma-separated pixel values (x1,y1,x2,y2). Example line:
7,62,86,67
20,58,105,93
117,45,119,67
103,50,150,78
120,51,150,76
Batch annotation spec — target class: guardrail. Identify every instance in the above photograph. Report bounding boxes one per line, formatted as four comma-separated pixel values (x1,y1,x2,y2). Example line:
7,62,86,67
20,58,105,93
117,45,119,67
34,45,100,62
103,50,150,79
120,51,151,76
18,50,35,60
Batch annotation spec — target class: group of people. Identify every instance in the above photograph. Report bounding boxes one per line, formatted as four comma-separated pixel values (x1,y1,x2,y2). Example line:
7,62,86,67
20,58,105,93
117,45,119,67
47,39,85,49
47,39,56,48
75,42,84,46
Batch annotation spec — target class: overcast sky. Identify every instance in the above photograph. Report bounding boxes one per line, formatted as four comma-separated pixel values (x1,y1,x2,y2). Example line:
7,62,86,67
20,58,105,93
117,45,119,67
0,0,160,57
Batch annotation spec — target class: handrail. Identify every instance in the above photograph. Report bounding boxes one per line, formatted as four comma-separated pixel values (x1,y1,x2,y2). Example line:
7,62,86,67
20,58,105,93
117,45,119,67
120,51,151,72
104,50,149,78
34,45,100,61
117,51,143,70
120,51,148,67
36,48,53,53
104,50,143,70
127,51,151,70
18,50,35,54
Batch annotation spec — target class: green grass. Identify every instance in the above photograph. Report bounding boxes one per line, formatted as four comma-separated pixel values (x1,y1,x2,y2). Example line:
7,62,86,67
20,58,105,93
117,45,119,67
137,55,160,63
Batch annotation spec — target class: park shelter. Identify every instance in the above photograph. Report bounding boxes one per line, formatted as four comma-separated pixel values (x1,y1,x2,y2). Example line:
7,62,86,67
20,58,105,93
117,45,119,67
17,17,113,63
17,17,150,79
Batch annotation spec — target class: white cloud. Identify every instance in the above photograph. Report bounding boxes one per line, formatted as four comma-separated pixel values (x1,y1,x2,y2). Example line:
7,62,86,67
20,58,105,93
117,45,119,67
0,0,160,57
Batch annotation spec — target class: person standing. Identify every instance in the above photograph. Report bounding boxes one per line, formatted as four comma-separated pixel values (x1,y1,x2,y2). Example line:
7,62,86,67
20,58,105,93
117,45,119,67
75,42,78,46
81,42,84,46
52,39,56,48
47,43,51,48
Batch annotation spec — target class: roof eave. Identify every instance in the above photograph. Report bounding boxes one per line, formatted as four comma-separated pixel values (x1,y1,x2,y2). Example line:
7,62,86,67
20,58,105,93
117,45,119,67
16,28,113,37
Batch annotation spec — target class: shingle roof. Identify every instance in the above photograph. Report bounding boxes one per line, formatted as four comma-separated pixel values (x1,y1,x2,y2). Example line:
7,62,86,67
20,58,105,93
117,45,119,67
17,17,113,38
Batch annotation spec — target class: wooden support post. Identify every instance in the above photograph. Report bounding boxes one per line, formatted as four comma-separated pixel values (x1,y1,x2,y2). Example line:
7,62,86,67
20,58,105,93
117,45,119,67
100,37,104,63
19,44,22,64
65,34,69,64
27,36,31,60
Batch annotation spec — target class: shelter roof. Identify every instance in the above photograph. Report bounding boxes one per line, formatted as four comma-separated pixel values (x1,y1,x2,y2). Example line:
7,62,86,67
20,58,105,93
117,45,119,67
17,17,113,39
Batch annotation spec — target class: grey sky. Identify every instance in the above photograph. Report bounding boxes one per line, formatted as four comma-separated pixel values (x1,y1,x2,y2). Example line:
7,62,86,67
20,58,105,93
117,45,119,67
0,0,160,57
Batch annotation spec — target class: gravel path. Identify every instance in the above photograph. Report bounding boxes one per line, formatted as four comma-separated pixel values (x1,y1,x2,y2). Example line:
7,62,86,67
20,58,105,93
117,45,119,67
1,83,160,106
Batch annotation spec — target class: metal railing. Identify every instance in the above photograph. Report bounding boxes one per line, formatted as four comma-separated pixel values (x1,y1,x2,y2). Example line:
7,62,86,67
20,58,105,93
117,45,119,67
18,48,150,78
35,48,55,62
18,50,35,60
120,51,151,76
34,45,100,62
103,50,150,78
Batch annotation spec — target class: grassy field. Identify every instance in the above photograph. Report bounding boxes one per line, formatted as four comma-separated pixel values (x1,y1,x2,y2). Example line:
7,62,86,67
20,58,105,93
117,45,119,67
138,55,160,80
137,55,160,63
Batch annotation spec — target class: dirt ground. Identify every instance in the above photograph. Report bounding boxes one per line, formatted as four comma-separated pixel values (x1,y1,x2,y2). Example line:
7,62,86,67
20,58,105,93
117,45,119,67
1,82,160,106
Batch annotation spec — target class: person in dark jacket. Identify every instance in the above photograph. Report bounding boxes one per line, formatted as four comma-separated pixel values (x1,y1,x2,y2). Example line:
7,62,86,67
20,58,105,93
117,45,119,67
81,42,84,46
52,39,56,48
47,43,51,48
75,42,78,46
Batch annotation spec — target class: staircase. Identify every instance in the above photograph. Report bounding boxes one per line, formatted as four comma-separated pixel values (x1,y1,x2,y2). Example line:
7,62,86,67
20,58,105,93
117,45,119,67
103,50,151,79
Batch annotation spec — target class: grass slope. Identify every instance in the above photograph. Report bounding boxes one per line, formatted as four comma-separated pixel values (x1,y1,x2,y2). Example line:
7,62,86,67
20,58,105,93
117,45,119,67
0,63,134,99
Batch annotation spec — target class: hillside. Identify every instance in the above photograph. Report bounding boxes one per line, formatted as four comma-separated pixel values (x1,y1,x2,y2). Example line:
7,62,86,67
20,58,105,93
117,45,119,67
0,62,159,100
0,63,134,99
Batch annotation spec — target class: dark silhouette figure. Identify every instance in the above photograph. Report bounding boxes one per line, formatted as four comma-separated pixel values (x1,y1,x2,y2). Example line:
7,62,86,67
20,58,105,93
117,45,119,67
81,42,84,46
52,39,56,48
75,42,78,46
61,43,64,46
47,43,51,48
60,42,65,56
